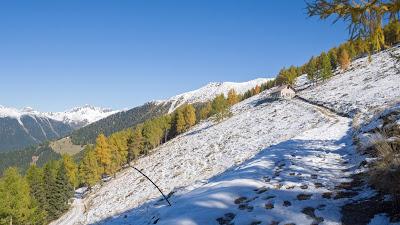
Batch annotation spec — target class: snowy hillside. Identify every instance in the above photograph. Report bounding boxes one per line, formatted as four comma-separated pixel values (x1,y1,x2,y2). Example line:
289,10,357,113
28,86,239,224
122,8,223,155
163,78,271,113
297,45,400,121
44,105,119,129
76,90,326,224
52,47,400,225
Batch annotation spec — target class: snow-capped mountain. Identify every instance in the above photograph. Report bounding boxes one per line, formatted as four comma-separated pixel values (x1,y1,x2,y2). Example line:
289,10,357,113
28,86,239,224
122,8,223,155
70,78,272,145
44,105,120,129
0,105,74,152
0,105,118,152
162,78,272,113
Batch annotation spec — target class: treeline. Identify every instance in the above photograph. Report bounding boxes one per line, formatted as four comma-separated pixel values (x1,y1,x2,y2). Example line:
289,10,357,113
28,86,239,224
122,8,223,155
78,91,246,187
0,144,61,176
70,102,170,145
0,155,75,225
275,20,400,86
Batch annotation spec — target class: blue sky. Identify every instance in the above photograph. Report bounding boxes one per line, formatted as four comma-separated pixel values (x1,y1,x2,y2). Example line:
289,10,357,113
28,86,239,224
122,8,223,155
0,1,348,111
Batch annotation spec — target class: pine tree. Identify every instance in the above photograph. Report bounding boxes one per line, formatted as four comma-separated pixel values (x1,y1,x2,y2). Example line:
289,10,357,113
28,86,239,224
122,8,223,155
199,102,212,120
211,94,231,122
43,161,59,220
307,57,318,84
95,134,112,175
328,48,338,69
79,147,100,187
26,165,48,222
227,89,239,106
338,48,351,71
142,120,163,152
320,52,332,81
53,162,73,214
127,126,144,162
0,167,42,225
62,154,78,189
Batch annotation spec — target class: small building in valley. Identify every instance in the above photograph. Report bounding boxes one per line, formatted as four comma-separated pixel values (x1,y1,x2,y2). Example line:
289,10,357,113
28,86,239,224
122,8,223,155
270,85,296,99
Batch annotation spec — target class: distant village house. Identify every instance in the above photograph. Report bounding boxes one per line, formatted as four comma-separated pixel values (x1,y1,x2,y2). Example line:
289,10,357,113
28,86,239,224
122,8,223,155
270,85,296,99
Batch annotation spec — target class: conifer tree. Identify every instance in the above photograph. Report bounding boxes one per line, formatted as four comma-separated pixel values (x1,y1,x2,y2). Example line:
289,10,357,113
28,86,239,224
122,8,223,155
174,110,186,134
79,147,100,187
320,52,332,81
183,105,196,130
0,167,41,225
142,120,163,152
338,48,351,71
384,19,400,46
127,126,144,162
95,134,112,175
43,161,60,220
328,48,338,69
253,85,261,95
108,133,128,173
227,89,239,106
199,102,212,120
307,56,318,84
62,154,78,189
211,94,231,122
26,165,48,221
53,162,73,214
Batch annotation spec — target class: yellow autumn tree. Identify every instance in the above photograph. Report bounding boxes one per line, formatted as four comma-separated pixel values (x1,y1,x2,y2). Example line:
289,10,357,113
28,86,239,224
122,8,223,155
199,102,212,120
338,48,350,71
183,104,196,129
95,134,112,175
254,85,261,95
175,110,186,134
227,89,239,106
62,154,78,188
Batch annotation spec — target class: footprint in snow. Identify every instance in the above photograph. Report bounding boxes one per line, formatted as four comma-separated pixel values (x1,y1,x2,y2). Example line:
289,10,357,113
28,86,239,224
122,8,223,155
216,213,235,225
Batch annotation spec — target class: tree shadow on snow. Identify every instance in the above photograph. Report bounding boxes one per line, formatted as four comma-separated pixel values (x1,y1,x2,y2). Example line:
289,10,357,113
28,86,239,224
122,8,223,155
89,128,361,225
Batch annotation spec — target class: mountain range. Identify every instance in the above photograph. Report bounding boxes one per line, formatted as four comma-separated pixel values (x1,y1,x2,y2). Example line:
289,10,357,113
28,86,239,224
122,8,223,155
0,78,270,152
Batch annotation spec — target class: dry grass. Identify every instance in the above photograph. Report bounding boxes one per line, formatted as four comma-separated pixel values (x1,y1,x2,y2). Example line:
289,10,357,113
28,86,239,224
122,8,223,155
50,137,84,155
369,129,400,207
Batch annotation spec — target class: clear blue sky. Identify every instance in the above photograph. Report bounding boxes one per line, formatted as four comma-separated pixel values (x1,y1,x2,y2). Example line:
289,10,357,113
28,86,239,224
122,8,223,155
0,0,348,112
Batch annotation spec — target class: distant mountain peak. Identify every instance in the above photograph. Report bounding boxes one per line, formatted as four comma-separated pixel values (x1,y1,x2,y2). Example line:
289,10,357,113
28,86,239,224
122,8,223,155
163,78,272,113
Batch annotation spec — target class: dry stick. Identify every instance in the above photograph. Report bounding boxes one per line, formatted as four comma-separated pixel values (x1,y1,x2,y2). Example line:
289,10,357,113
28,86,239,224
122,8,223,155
130,165,172,206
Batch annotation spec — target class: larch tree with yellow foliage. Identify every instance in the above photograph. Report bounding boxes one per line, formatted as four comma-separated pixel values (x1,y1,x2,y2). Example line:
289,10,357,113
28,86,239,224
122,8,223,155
62,154,78,189
183,104,196,130
227,89,239,106
199,102,212,120
79,146,100,187
338,48,351,71
95,134,112,175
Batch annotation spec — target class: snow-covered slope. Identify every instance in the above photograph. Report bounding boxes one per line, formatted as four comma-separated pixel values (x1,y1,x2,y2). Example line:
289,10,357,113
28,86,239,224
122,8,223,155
163,78,271,113
53,48,400,225
44,105,119,129
78,90,326,224
95,102,364,225
297,45,400,121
